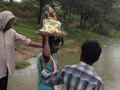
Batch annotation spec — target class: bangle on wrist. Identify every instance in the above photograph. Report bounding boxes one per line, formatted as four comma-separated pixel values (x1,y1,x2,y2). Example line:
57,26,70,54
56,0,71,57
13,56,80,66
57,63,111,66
44,38,49,41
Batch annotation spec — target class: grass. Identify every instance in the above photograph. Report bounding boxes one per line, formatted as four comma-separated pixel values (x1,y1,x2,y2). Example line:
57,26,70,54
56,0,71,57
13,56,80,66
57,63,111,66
107,31,117,38
63,24,117,48
63,26,100,47
63,42,75,48
15,60,31,69
13,19,42,41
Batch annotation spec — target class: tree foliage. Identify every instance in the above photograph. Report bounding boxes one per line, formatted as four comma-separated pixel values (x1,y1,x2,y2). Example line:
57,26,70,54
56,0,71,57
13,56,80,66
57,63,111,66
57,0,120,28
35,0,54,24
10,0,13,2
21,0,120,29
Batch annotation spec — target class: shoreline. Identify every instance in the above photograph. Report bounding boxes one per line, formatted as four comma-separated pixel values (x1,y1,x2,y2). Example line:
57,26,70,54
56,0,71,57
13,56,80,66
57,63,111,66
15,39,81,61
15,44,80,61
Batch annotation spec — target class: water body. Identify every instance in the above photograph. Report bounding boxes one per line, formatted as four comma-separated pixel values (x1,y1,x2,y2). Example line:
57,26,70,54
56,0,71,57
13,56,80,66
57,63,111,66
8,38,120,90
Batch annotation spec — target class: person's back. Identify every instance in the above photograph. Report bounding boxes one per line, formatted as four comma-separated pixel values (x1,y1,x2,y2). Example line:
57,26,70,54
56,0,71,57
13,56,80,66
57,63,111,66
59,62,102,90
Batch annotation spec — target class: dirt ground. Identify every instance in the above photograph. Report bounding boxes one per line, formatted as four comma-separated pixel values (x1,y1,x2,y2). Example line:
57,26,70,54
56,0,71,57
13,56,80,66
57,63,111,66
67,23,76,29
15,44,42,61
15,45,79,61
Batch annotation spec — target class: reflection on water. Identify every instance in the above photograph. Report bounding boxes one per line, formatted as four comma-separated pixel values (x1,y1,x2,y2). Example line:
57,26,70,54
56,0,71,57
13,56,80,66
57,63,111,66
94,39,120,90
8,39,120,90
7,58,38,90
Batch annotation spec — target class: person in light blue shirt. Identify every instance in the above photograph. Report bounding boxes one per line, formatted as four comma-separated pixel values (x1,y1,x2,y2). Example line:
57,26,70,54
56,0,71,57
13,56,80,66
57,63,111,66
59,17,64,30
37,32,64,90
37,52,53,90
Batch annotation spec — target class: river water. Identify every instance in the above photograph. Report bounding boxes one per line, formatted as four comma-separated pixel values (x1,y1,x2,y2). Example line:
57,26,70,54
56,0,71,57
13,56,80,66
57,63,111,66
8,38,120,90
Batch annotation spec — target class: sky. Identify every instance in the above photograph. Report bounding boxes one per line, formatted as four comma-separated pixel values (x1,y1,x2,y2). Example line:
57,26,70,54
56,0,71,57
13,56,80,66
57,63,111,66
4,0,21,2
14,0,21,2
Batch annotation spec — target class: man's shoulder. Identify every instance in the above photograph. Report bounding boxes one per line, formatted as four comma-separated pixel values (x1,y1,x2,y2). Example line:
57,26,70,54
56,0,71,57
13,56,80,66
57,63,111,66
5,28,16,36
89,70,103,86
61,64,78,72
7,28,15,33
94,75,103,84
65,64,103,83
9,28,15,31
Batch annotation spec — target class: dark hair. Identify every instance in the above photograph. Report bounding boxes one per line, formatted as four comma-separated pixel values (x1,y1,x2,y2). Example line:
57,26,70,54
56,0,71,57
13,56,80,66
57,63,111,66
81,40,102,65
42,36,64,48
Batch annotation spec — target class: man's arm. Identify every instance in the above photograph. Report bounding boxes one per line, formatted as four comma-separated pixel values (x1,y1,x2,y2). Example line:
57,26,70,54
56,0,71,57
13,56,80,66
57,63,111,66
14,29,42,48
41,32,50,62
29,41,42,48
40,55,63,85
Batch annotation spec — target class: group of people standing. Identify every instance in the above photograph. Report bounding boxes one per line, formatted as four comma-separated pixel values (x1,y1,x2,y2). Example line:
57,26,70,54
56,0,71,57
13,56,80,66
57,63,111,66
0,10,103,90
38,33,103,90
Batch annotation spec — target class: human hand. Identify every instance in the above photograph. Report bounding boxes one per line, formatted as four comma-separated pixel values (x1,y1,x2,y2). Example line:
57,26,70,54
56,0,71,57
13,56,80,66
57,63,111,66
40,55,46,69
41,32,49,39
40,55,45,64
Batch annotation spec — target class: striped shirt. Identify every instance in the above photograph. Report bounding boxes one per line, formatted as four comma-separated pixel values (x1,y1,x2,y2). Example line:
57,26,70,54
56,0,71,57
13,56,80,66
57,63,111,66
42,61,103,90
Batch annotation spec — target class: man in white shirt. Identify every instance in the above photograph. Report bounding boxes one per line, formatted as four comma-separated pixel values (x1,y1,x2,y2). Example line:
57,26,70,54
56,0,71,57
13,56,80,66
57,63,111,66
0,11,42,90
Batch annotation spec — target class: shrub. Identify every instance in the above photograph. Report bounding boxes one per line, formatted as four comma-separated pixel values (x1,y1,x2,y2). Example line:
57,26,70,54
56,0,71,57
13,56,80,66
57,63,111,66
92,24,110,36
15,60,31,69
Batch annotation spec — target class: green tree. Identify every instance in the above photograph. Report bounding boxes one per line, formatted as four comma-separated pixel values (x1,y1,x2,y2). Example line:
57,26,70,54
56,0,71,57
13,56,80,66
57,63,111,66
37,0,57,24
72,0,120,28
10,0,13,2
59,0,77,19
108,9,120,31
37,0,46,24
